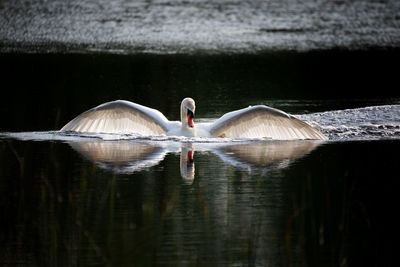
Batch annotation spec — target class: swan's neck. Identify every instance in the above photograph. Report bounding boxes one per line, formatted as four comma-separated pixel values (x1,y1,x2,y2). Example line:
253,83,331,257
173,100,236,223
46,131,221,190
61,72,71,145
180,105,187,127
179,102,196,136
180,105,194,129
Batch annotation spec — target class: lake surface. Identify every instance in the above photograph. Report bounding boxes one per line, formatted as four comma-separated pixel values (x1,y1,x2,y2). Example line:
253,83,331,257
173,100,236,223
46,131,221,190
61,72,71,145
1,136,399,266
1,0,400,53
1,0,400,265
1,51,399,266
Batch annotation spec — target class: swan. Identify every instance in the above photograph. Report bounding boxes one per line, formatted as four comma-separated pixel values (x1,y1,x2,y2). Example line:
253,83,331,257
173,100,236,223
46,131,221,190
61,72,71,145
60,97,327,140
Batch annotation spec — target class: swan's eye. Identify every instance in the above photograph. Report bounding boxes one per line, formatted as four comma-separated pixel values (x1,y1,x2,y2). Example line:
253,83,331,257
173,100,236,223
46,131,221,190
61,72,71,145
187,109,194,119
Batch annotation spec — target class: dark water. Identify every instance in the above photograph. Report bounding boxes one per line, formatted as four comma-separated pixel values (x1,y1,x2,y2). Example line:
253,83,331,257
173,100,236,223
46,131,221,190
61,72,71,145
0,137,399,266
1,50,399,132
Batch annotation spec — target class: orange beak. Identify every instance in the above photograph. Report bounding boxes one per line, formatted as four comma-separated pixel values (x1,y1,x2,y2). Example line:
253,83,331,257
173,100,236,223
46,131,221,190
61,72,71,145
187,114,194,128
187,109,194,128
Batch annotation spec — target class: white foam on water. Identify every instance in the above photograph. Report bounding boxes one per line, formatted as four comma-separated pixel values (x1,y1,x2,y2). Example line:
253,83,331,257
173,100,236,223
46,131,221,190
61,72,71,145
298,104,400,141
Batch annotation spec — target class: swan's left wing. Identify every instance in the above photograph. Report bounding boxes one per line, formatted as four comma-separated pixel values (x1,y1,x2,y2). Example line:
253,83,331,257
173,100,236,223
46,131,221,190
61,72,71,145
60,100,169,135
209,105,327,140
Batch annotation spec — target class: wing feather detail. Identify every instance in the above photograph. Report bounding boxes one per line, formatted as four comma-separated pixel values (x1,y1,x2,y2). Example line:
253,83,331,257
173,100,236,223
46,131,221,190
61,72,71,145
60,100,169,135
209,105,327,140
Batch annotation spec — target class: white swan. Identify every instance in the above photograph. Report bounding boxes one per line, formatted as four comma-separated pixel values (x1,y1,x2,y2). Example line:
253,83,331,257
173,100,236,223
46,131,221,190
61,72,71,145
60,97,327,140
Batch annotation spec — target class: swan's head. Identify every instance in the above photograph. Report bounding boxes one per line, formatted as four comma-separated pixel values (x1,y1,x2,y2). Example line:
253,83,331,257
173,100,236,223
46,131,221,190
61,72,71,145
181,97,196,128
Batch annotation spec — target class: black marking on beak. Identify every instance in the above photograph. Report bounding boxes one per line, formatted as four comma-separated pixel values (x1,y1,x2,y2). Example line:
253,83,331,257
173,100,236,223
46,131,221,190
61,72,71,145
187,109,194,119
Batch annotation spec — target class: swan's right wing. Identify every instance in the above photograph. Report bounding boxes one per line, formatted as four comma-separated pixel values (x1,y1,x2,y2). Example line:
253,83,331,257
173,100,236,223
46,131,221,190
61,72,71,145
209,105,327,140
60,100,169,135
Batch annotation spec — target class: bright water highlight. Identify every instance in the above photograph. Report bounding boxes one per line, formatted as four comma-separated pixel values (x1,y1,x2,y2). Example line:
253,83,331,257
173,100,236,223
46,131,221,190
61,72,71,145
1,0,400,53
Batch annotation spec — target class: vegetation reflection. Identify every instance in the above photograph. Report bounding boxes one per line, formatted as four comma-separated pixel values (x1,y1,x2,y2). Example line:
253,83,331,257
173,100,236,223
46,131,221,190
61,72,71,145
0,140,383,266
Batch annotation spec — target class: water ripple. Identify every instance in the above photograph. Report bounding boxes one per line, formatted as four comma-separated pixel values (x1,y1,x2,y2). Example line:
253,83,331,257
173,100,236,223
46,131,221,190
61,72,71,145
1,0,399,53
299,104,400,141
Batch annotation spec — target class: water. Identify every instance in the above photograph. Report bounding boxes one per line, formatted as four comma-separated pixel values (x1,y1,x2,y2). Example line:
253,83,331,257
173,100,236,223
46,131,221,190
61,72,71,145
1,135,399,266
1,0,400,53
1,51,400,266
1,0,400,265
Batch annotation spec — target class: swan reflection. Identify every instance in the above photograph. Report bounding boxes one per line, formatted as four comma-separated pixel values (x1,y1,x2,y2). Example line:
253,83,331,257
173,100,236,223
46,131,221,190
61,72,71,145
68,140,320,182
68,141,168,174
180,143,195,184
214,141,320,172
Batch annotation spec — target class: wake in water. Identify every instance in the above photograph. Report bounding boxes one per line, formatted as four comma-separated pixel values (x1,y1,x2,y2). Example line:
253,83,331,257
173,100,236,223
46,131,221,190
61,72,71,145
299,104,400,141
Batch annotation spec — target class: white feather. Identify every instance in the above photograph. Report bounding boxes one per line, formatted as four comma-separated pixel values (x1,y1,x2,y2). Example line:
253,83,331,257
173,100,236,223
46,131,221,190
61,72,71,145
208,105,327,140
61,100,327,140
61,100,171,135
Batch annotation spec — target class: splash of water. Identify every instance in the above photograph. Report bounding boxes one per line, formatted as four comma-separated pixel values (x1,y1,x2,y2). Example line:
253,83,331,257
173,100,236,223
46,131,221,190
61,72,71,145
299,104,400,141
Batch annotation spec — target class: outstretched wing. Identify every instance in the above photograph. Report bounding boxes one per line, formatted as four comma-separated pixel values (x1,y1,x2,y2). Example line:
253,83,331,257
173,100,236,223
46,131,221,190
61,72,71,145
209,105,327,140
60,100,169,135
